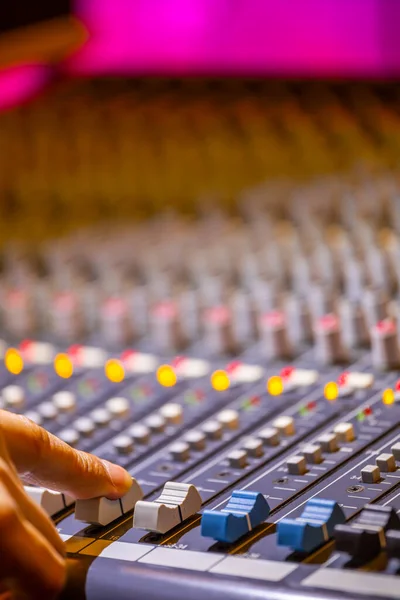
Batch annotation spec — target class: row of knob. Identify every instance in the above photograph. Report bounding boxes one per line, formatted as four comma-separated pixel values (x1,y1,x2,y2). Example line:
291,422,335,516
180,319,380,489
165,414,296,466
361,443,400,483
1,278,399,362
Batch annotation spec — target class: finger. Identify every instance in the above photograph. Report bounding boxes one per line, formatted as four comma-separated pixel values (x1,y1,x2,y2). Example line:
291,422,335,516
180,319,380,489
0,410,132,499
0,481,65,600
0,458,65,557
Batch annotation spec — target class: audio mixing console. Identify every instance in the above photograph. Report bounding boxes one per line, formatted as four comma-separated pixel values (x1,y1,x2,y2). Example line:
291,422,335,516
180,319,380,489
3,177,400,599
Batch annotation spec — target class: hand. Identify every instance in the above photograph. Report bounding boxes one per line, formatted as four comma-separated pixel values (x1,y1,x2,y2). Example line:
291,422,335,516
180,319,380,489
0,409,132,599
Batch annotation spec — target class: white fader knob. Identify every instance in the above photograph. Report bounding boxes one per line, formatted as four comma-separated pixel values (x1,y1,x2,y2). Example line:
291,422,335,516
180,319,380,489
333,422,355,443
133,482,202,534
25,487,74,517
75,478,143,526
3,385,25,408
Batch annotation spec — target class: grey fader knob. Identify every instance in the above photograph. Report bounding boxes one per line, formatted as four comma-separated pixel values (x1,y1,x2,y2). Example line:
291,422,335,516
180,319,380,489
301,444,323,464
362,287,388,328
314,314,346,366
391,442,400,461
287,455,307,475
376,453,396,472
308,283,335,319
169,441,190,462
316,433,338,453
339,298,369,349
227,449,248,469
371,319,400,370
361,465,380,484
113,435,134,455
203,305,236,356
3,385,25,408
258,427,280,446
285,294,312,347
260,311,292,360
150,301,185,354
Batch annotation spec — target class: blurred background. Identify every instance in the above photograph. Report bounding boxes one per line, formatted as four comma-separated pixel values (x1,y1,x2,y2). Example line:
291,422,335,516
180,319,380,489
2,0,400,240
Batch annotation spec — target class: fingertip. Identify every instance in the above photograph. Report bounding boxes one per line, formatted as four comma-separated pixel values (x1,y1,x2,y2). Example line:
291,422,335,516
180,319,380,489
100,460,133,499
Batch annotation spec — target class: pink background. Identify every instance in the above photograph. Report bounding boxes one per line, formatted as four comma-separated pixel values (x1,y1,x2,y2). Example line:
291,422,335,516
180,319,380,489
67,0,400,76
2,1,400,111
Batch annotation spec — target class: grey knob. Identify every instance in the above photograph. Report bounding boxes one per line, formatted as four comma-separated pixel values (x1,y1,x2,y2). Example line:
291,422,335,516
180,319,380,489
371,319,400,370
362,287,388,328
203,305,236,356
314,314,346,365
339,298,369,349
259,310,292,360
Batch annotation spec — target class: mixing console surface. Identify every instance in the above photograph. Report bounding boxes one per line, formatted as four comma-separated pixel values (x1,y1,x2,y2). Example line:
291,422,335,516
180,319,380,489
4,175,400,599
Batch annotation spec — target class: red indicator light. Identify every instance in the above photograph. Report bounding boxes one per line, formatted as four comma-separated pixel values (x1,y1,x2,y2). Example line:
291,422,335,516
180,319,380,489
250,396,261,406
262,311,285,328
120,349,136,362
68,344,82,364
226,360,242,375
171,356,185,368
205,306,231,324
395,380,400,392
376,319,396,334
19,339,33,353
280,366,295,380
152,301,177,319
364,406,373,416
102,298,127,316
307,401,317,411
318,314,338,331
338,372,349,387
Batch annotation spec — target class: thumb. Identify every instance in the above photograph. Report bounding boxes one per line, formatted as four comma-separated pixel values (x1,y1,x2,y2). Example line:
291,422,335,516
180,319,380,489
0,410,132,500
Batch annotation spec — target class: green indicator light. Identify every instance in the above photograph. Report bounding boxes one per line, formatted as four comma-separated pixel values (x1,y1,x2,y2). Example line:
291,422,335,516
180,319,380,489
299,406,308,417
357,412,365,422
241,398,252,411
184,391,198,405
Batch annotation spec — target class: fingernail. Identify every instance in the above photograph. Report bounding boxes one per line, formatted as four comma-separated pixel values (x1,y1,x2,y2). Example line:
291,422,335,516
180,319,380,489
101,459,132,497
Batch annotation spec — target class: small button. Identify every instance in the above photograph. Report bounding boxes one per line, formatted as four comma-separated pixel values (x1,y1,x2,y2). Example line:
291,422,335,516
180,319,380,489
58,428,79,446
38,401,58,420
202,420,223,440
184,430,206,451
376,453,396,472
160,403,183,425
24,410,43,426
243,438,264,458
301,444,323,464
52,391,76,412
287,455,307,475
227,449,247,469
273,415,295,436
145,414,166,433
3,385,25,408
391,442,400,461
129,424,151,444
74,417,95,437
316,433,338,453
333,422,355,443
91,408,112,426
361,464,381,484
169,441,190,462
113,435,134,455
217,409,239,430
106,397,130,418
258,427,280,446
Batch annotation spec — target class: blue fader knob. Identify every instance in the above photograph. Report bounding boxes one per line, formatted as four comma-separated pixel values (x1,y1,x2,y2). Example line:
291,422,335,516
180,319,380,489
277,498,345,553
201,490,270,544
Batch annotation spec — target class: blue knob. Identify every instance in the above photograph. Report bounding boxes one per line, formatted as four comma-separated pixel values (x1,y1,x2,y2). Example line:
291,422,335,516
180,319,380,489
201,490,270,544
277,498,345,553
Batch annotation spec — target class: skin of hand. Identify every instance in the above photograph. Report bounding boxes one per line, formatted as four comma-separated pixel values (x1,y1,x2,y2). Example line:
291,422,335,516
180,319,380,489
0,410,133,600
